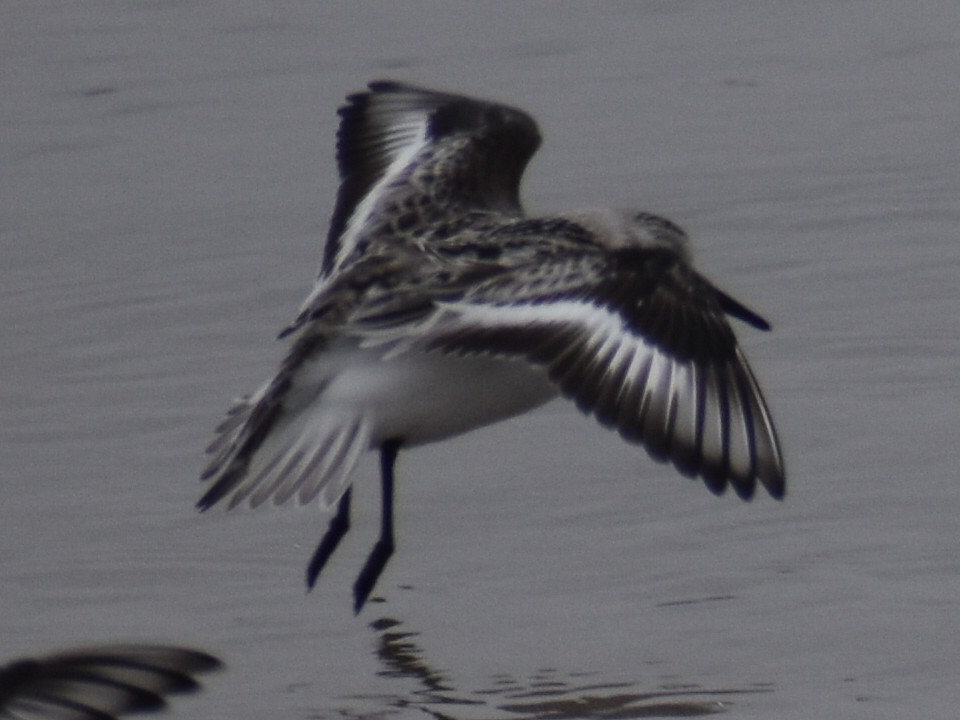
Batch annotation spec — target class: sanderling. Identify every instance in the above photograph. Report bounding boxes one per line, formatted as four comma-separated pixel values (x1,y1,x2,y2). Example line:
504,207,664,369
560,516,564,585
199,81,785,612
0,644,220,720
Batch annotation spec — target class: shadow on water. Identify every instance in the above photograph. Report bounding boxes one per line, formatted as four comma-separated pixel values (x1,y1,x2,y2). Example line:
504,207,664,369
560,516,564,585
321,617,773,720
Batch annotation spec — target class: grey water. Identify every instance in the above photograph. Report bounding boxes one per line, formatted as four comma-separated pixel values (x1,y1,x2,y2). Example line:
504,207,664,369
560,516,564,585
2,2,959,719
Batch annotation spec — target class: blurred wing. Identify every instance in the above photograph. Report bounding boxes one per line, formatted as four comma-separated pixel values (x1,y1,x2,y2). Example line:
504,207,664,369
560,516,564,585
419,246,785,499
320,80,542,276
198,346,373,513
0,645,220,720
201,252,434,513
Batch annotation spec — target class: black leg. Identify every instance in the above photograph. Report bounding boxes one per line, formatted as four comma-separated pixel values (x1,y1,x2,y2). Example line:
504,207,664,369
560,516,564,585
305,488,352,591
353,439,401,614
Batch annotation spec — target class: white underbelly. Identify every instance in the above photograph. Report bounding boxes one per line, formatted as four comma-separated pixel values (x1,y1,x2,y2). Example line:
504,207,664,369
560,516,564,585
312,345,558,447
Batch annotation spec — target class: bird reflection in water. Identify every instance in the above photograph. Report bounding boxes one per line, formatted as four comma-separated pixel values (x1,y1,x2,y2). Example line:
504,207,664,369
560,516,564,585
329,617,773,719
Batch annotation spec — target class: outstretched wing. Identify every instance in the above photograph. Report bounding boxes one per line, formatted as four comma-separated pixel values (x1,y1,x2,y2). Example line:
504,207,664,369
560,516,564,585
0,645,220,720
412,245,785,500
320,80,542,276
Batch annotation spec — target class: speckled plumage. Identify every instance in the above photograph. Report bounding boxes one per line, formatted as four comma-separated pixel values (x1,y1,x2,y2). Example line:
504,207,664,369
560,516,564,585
198,81,786,610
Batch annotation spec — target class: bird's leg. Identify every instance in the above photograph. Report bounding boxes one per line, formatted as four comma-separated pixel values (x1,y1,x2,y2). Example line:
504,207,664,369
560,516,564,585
353,439,401,614
305,488,352,590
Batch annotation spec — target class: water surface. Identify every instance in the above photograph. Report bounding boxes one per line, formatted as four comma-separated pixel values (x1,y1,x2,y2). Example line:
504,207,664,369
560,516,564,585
2,3,959,719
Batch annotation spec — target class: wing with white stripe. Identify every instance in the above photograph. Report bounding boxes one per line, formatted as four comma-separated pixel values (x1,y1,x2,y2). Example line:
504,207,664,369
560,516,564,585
418,246,785,500
320,80,542,276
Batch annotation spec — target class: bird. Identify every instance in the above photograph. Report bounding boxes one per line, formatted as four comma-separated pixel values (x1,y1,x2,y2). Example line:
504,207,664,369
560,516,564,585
0,644,221,720
198,80,786,613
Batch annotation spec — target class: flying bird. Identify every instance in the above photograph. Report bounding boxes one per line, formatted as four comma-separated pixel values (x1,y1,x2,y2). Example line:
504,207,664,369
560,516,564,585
199,80,786,613
0,644,220,720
